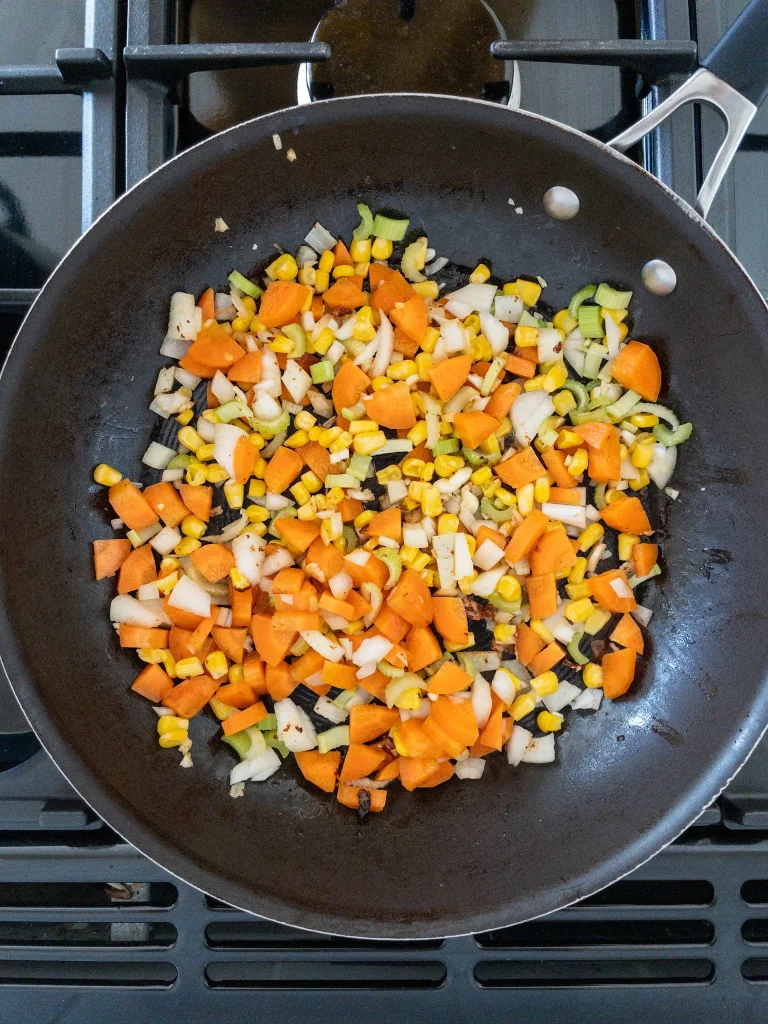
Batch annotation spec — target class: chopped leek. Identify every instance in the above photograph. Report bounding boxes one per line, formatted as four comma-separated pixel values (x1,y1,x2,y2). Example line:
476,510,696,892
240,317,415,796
281,323,306,357
480,497,516,522
310,360,334,384
570,408,610,425
352,203,374,241
341,525,358,552
377,661,404,679
433,437,461,456
341,403,365,421
249,409,290,437
222,731,251,759
457,653,477,680
578,305,605,340
228,270,262,299
372,213,409,241
594,283,632,309
263,731,289,758
377,548,402,589
215,400,252,423
567,632,589,665
332,689,357,709
581,344,606,378
318,725,350,753
256,714,278,732
347,453,371,481
488,593,520,613
167,453,194,469
628,563,662,588
593,483,607,510
462,448,488,467
654,422,692,447
568,284,597,319
325,474,358,489
560,379,590,412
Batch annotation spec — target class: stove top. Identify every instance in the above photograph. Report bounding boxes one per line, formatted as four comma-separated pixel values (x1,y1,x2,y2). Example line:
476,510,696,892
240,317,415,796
1,1,767,1020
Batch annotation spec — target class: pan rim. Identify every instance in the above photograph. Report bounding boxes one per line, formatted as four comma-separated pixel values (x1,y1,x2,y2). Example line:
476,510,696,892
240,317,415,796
1,92,767,939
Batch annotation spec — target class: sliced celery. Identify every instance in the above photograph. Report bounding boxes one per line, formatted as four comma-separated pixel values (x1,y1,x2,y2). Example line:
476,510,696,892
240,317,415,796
462,447,487,467
318,724,350,753
256,713,277,732
480,497,516,522
342,525,358,552
267,507,297,537
488,592,520,613
654,422,692,447
281,323,306,357
228,270,263,299
567,632,589,665
377,661,404,679
560,379,590,412
216,400,252,423
167,453,194,469
568,284,597,320
222,731,252,760
593,483,607,510
570,408,610,425
332,689,357,709
249,409,290,437
325,474,358,488
347,453,371,481
518,310,540,328
457,652,477,680
581,344,605,379
628,563,662,588
578,305,605,340
594,283,632,309
352,203,374,240
433,437,460,456
310,360,334,384
606,388,641,420
377,548,402,589
263,731,289,758
371,213,409,241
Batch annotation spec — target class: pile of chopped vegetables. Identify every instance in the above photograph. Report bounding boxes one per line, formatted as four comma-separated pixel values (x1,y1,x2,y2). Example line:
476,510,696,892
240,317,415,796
92,204,692,814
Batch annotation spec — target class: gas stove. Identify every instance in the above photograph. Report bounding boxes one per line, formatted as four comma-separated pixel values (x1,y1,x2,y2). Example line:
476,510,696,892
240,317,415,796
1,1,767,1020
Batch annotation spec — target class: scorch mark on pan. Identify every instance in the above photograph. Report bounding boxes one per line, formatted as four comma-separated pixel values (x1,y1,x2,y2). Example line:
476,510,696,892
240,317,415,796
651,716,684,747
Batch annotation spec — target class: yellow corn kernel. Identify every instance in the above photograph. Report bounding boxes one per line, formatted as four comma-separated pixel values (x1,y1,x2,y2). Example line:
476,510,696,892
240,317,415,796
249,316,264,333
353,431,386,455
93,463,122,486
228,664,244,686
414,353,433,380
281,430,307,450
470,334,492,362
604,487,626,505
565,598,594,623
201,409,220,424
229,567,251,591
514,324,539,348
412,280,439,300
629,469,650,491
553,309,578,333
618,443,629,461
291,412,315,434
246,504,269,524
419,462,434,482
502,282,518,296
231,315,250,333
542,361,567,393
138,648,165,665
371,237,393,260
241,294,257,312
297,264,316,288
268,336,294,354
318,249,334,273
248,479,267,501
583,662,604,688
267,253,298,281
297,472,320,496
497,576,522,603
158,728,188,749
223,481,244,509
516,483,534,517
464,535,476,558
440,419,454,436
567,448,589,477
577,523,604,553
567,557,588,585
406,421,427,446
362,537,379,552
407,481,426,502
583,607,611,636
332,264,354,279
493,623,517,644
387,359,417,381
317,426,341,448
289,481,310,506
399,545,419,567
516,279,542,307
296,503,317,522
524,374,546,392
530,671,559,697
630,443,654,469
175,408,194,427
159,650,176,678
376,465,402,484
330,431,354,454
533,475,551,504
393,687,422,711
193,443,213,463
181,514,207,539
537,710,563,733
155,572,179,596
349,238,371,262
616,532,639,562
469,263,491,284
325,486,344,507
403,457,426,478
185,460,207,486
157,716,188,735
307,426,323,442
421,327,439,354
246,433,265,453
495,487,516,506
471,466,493,486
370,376,391,392
555,428,581,451
176,657,203,678
480,431,500,456
552,389,577,416
434,454,464,478
629,412,659,429
510,692,536,721
529,618,555,645
457,572,478,596
205,650,229,680
352,511,375,533
433,514,457,537
311,328,333,356
565,581,591,601
314,269,330,294
174,537,201,556
352,320,376,343
160,557,180,573
421,485,443,517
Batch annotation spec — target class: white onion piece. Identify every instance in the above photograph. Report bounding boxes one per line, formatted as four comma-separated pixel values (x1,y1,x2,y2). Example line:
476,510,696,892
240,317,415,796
282,360,312,404
345,549,370,567
329,571,353,600
161,469,184,483
425,255,449,275
563,328,586,376
440,319,468,354
493,293,524,324
304,222,336,252
436,465,473,495
211,370,237,404
473,539,505,571
648,442,677,489
402,524,428,549
471,567,506,598
455,757,485,780
155,366,175,395
491,668,516,704
214,292,236,319
479,312,510,355
274,698,318,752
213,422,247,479
232,530,266,585
353,635,393,667
506,725,532,766
445,283,497,312
152,391,190,416
202,515,248,544
511,390,555,447
159,336,192,360
453,532,474,580
167,575,211,617
632,604,653,627
609,577,633,599
537,328,563,363
216,607,233,627
387,480,409,504
369,313,394,380
521,733,556,763
301,630,344,662
109,594,164,627
571,688,602,711
308,388,333,416
314,696,349,724
542,681,582,713
150,526,182,556
443,386,477,420
262,547,295,577
230,748,281,785
252,391,282,422
142,441,176,470
473,652,501,673
541,502,587,530
165,292,199,342
471,675,492,729
175,367,201,390
444,297,474,320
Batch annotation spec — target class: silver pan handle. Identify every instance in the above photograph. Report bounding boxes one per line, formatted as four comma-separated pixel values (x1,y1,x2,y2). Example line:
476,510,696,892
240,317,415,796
608,0,768,219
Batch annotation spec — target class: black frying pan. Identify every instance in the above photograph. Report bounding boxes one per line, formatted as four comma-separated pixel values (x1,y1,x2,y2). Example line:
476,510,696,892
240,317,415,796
1,2,767,939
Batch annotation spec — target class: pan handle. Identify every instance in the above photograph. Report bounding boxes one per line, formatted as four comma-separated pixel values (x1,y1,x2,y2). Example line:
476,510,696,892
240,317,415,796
608,0,768,219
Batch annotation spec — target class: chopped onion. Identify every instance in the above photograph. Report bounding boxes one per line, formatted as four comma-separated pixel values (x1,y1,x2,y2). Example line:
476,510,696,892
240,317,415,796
214,292,236,320
282,360,312,404
521,733,556,763
632,604,654,627
274,698,318,753
542,681,581,713
648,442,677,489
471,675,492,729
216,607,233,627
152,391,190,417
511,390,555,447
432,533,456,588
369,313,394,379
537,328,563,363
261,432,287,459
541,502,587,530
202,514,248,544
232,530,266,584
109,594,164,627
314,696,349,724
211,370,237,404
161,468,184,483
425,255,449,275
445,282,497,312
443,386,477,420
159,336,192,360
142,441,176,470
493,293,524,324
436,465,473,495
387,480,408,504
329,571,353,600
473,538,505,571
213,422,247,479
563,328,586,376
379,439,413,455
440,319,467,354
455,757,485,780
454,532,474,580
491,668,516,704
164,292,199,343
571,688,602,711
150,525,182,556
478,312,510,355
472,566,506,598
506,725,533,766
402,524,429,549
230,748,281,785
444,297,474,320
175,367,201,390
155,366,175,395
167,575,211,618
262,547,295,577
301,630,344,662
609,576,633,599
353,635,393,667
304,222,336,252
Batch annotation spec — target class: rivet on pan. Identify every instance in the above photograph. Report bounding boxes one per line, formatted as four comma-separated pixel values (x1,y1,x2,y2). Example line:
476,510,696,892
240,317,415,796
642,259,677,295
543,186,579,220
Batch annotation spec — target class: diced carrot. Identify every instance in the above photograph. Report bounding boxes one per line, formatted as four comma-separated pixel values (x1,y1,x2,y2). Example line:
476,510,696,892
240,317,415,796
272,568,305,595
526,573,558,619
375,758,401,782
180,484,213,522
429,695,479,749
93,539,132,580
228,583,253,628
601,496,653,536
118,625,169,649
365,507,402,543
431,596,469,645
610,613,645,654
340,743,387,782
370,269,415,314
334,498,360,525
355,669,387,702
143,482,189,528
403,625,442,673
453,411,500,449
273,518,321,552
418,761,456,789
399,757,443,791
504,509,550,565
290,649,325,683
310,294,323,318
392,719,442,758
332,359,371,414
250,613,298,666
602,646,637,699
227,350,262,384
363,380,417,429
337,783,387,812
169,626,194,662
265,662,298,700
530,527,578,576
108,480,159,531
515,622,546,667
272,610,321,632
368,263,394,291
393,326,419,358
164,602,203,631
163,675,218,718
222,700,269,735
390,293,427,343
428,354,473,402
514,345,539,363
610,340,661,401
348,704,399,744
427,661,472,695
587,568,637,613
131,664,174,702
586,425,622,483
484,381,521,419
295,750,340,793
211,626,247,664
323,276,368,310
573,422,614,449
320,661,357,689
541,448,578,488
478,695,505,750
333,238,353,266
117,544,157,595
197,287,215,322
183,322,245,373
633,543,659,578
528,641,566,677
264,446,303,495
373,604,410,644
232,435,256,485
177,353,212,378
187,615,215,655
495,447,546,488
504,353,536,378
475,525,506,551
243,653,267,695
548,487,584,505
191,543,236,583
258,281,311,327
344,551,390,590
305,536,345,581
214,680,256,708
386,568,433,628
296,441,331,484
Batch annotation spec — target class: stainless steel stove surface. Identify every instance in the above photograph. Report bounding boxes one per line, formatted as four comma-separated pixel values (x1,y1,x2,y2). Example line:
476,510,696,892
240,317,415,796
1,1,767,1020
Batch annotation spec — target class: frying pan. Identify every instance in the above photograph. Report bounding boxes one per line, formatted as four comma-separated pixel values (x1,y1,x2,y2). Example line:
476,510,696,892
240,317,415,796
1,2,767,939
